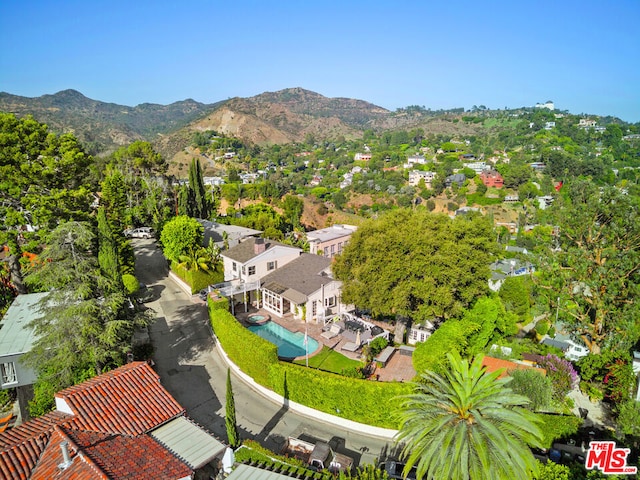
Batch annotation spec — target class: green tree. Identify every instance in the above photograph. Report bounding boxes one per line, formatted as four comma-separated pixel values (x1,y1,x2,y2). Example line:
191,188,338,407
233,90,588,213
396,353,543,480
534,183,640,353
225,368,240,448
282,194,304,228
0,113,93,293
177,247,210,272
499,276,532,323
160,215,204,263
187,158,211,219
333,209,497,322
534,461,571,480
97,207,122,286
615,399,640,440
24,222,145,414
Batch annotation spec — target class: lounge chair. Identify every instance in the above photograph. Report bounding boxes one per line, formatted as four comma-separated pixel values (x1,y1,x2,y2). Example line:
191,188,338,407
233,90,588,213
321,323,342,340
341,342,359,352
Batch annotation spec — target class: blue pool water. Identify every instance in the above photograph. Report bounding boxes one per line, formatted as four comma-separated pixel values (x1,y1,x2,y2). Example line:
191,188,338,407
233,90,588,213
248,322,319,359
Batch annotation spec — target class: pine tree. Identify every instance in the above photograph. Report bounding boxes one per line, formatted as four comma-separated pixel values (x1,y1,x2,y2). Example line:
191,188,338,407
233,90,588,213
188,158,210,219
225,368,240,448
97,207,122,288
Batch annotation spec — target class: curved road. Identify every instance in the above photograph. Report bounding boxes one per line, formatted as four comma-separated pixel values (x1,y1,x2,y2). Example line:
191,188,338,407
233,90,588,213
132,239,399,468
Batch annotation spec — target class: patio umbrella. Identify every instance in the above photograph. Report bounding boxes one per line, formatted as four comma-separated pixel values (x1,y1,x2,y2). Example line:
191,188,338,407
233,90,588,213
355,329,361,347
222,447,235,474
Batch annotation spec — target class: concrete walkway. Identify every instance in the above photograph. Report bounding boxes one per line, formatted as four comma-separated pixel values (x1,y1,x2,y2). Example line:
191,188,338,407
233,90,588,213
132,239,399,469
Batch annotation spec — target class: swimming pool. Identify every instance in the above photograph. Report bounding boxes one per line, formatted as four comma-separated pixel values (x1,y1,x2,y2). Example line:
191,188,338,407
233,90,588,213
248,322,319,359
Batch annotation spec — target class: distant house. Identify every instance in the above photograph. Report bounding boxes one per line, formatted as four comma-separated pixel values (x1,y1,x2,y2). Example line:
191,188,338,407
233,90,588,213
542,337,589,362
260,254,348,322
408,170,436,188
445,173,466,188
407,154,427,165
537,195,555,209
0,362,225,479
534,101,555,110
578,118,597,129
544,121,556,130
479,170,504,188
203,176,225,186
309,175,323,186
529,162,546,172
354,153,372,161
503,194,519,203
198,219,261,249
407,320,436,345
307,224,357,258
489,259,535,291
463,161,489,175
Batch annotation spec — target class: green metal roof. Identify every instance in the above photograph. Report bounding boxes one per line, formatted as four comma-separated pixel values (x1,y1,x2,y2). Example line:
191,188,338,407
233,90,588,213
0,292,48,356
150,416,226,469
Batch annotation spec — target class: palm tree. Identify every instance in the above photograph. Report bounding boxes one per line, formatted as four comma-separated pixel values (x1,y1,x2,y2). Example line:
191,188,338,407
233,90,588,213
177,247,210,272
395,353,543,480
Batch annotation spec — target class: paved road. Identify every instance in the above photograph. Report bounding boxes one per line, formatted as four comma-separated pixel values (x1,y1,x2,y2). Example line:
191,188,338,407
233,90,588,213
132,239,399,468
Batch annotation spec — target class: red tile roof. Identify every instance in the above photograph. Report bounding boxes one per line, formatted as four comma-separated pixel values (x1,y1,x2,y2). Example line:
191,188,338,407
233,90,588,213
0,362,196,479
481,355,547,378
56,362,184,436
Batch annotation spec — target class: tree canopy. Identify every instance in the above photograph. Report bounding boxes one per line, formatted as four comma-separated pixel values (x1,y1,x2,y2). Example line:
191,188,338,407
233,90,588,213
160,215,204,263
534,181,640,353
332,209,498,322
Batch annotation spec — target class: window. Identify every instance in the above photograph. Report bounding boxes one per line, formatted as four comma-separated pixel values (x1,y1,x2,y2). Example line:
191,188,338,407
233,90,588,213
232,262,237,272
330,244,335,255
242,266,246,275
248,266,256,275
324,296,336,308
324,247,329,257
337,242,343,253
312,300,317,316
1,362,17,385
267,261,277,271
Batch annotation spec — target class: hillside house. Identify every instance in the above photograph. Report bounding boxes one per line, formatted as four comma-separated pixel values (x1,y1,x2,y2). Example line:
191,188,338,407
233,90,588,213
406,154,427,166
307,224,357,258
445,173,466,188
198,219,261,249
260,254,349,322
544,121,556,130
407,320,436,345
222,238,302,285
0,362,225,479
408,170,436,188
354,153,372,161
489,259,535,291
463,161,489,175
203,176,225,186
480,170,504,188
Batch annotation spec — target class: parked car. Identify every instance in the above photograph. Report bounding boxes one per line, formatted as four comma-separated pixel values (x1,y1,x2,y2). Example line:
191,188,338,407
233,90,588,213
127,227,154,239
379,461,417,480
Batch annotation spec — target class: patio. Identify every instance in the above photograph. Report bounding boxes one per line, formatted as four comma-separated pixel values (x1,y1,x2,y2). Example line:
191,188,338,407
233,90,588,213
234,307,416,381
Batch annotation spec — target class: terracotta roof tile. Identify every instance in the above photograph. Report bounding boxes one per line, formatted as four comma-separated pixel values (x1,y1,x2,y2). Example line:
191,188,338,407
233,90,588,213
481,355,547,378
0,411,69,449
63,427,192,479
56,362,184,435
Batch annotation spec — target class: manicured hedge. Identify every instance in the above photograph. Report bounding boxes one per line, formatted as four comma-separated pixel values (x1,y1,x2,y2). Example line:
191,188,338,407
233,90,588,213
268,361,411,429
537,413,582,448
172,262,223,294
208,298,278,386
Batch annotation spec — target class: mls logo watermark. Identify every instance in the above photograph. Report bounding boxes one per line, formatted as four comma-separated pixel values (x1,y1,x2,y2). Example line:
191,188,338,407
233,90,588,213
585,441,637,475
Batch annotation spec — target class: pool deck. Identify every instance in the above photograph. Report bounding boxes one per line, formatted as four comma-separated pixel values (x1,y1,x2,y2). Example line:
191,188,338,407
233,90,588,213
234,306,416,382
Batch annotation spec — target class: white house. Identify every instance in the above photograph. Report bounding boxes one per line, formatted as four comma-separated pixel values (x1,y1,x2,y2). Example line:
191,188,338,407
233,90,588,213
463,162,489,175
259,254,349,322
407,320,436,345
307,224,358,258
408,170,436,188
221,238,302,285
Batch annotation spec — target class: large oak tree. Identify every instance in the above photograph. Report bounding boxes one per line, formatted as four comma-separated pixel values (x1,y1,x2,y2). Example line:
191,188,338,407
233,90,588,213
332,208,498,322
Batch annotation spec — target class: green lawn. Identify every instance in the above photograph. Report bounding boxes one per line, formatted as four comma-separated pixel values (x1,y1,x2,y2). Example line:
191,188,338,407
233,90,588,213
294,346,362,374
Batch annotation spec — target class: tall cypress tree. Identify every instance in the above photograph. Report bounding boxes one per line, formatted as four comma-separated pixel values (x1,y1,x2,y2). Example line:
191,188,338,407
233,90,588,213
225,368,240,448
188,158,210,219
97,207,122,289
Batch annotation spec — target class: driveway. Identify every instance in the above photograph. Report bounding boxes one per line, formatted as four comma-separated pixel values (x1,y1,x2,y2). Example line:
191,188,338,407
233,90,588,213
132,238,399,468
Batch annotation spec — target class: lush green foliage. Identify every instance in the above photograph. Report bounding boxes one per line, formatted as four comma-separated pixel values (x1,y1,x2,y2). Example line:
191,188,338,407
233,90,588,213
534,181,640,353
225,368,240,448
508,368,553,411
577,352,635,406
333,209,498,322
268,362,410,428
122,273,140,294
537,354,578,401
171,261,222,294
499,276,532,323
396,353,543,480
160,215,204,262
536,414,582,448
534,460,572,480
412,317,479,373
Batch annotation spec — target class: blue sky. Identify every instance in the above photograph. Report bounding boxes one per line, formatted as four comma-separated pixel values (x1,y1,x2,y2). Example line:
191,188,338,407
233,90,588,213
1,0,639,122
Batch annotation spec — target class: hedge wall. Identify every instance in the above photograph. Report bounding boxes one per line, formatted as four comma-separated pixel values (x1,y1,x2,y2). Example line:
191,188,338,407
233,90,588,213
268,362,411,429
172,262,223,294
208,298,278,386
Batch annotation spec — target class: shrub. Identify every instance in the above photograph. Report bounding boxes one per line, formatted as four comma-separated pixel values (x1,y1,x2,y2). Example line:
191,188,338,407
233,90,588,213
508,368,553,411
537,413,582,449
172,261,222,294
535,321,550,336
537,354,578,400
122,273,140,294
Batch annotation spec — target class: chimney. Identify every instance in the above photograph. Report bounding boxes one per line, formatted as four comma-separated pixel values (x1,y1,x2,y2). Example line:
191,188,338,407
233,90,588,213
254,238,266,255
59,441,72,469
